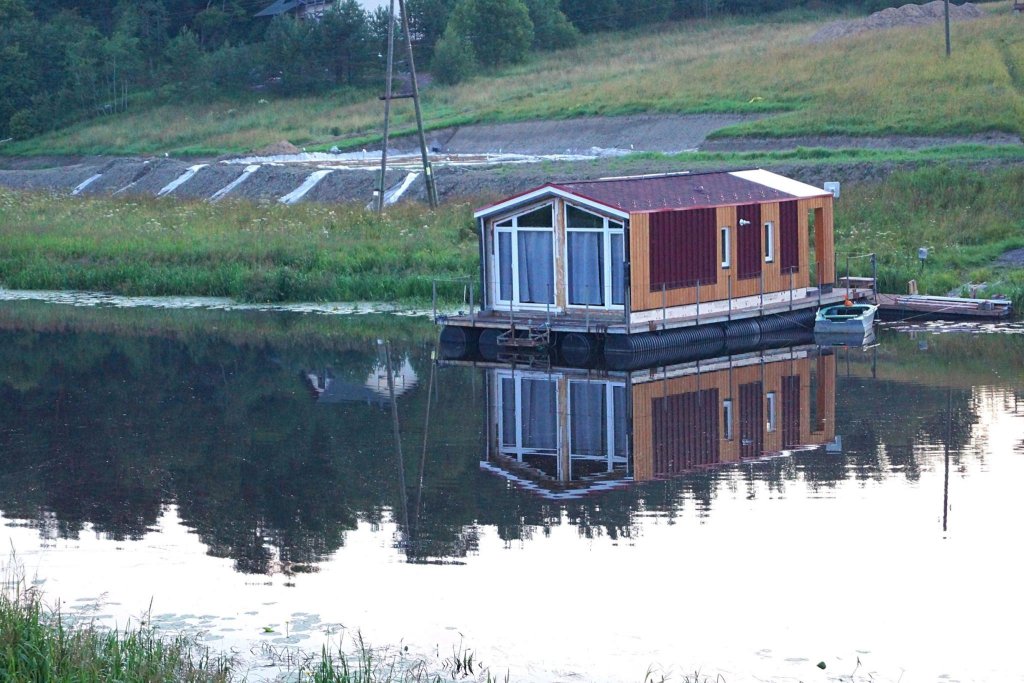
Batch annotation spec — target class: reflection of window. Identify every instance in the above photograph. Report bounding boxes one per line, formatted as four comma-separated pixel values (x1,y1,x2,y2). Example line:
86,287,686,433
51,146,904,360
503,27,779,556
569,381,628,476
494,205,555,306
764,221,775,263
766,392,777,433
723,399,734,440
495,373,630,481
721,226,731,268
498,374,558,456
566,205,624,308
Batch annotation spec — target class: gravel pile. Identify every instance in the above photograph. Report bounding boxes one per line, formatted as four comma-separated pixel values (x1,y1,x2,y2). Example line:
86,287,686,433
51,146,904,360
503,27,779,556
809,1,985,44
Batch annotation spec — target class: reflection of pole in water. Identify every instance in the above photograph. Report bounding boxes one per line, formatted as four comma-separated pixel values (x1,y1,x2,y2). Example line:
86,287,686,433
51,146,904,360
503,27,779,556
415,346,437,524
380,340,410,536
943,388,951,534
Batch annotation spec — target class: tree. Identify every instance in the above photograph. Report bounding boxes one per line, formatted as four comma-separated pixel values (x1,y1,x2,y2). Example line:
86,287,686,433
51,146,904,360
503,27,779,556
560,0,619,32
524,0,578,49
406,0,456,56
444,0,534,69
319,0,374,87
432,29,477,84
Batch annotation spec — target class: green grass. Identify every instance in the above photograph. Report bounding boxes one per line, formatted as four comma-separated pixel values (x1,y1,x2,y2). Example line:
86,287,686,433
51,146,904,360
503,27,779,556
0,576,507,682
0,190,479,303
5,4,1024,157
837,165,1024,308
0,580,231,682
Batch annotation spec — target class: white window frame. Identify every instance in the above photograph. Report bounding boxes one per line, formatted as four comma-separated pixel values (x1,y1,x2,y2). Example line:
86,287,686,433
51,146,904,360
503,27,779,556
764,221,775,263
496,371,561,461
567,380,629,476
723,399,734,440
491,204,558,311
721,226,731,269
564,204,625,311
766,392,777,433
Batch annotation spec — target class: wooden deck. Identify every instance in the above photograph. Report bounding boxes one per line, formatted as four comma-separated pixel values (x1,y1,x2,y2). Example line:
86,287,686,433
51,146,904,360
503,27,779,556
876,293,1013,320
441,288,865,335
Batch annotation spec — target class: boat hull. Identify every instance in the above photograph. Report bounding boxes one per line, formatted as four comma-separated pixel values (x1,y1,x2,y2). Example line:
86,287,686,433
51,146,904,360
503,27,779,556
813,304,877,334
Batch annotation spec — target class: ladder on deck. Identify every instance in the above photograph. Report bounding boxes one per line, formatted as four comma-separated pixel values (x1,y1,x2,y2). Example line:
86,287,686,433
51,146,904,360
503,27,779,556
496,324,552,368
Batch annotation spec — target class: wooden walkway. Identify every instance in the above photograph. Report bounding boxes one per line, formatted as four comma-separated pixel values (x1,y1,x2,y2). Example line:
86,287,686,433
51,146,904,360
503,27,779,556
876,293,1013,320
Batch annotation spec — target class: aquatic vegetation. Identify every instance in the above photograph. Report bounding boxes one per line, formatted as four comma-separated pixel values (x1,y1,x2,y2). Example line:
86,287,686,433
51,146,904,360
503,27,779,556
0,570,232,682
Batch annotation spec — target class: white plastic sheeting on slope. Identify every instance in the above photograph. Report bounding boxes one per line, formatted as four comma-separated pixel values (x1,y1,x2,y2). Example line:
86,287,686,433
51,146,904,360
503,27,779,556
278,169,333,205
157,165,207,197
71,174,103,196
209,165,261,202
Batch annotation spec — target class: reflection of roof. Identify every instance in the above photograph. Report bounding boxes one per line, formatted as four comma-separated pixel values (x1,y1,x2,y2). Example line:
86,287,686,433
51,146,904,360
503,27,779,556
475,169,832,219
305,358,418,406
480,462,631,501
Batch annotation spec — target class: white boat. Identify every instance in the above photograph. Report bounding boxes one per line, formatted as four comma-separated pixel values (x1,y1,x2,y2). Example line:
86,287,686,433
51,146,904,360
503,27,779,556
814,302,877,333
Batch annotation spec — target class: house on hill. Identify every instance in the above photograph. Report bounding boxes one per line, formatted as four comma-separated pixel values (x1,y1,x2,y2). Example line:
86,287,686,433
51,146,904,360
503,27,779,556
255,0,388,19
441,169,857,367
255,0,333,20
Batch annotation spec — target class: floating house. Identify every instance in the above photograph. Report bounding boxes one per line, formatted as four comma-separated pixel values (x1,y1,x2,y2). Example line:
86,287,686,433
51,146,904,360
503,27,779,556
441,170,857,366
476,343,838,499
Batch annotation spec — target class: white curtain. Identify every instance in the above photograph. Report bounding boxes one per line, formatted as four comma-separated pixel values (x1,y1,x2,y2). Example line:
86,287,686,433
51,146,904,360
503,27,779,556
611,233,625,306
500,377,516,449
570,382,607,456
517,232,554,304
498,232,513,302
612,385,628,457
521,379,558,451
568,232,604,306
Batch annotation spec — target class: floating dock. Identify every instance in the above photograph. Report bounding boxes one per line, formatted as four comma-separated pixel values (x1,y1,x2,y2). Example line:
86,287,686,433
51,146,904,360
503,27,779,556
876,293,1013,320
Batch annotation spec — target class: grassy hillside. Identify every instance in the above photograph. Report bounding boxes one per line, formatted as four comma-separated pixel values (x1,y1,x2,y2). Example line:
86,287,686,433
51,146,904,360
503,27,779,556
4,4,1023,157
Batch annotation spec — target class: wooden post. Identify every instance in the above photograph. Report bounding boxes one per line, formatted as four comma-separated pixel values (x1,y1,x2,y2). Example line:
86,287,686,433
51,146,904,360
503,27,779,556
944,0,951,57
376,0,397,214
397,0,438,208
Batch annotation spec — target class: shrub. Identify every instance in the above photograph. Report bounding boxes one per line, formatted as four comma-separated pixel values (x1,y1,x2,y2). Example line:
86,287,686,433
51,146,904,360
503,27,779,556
432,31,479,85
8,109,41,140
445,0,534,68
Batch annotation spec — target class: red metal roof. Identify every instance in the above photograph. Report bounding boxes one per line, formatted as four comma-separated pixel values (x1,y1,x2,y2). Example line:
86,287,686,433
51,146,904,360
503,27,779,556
552,171,795,213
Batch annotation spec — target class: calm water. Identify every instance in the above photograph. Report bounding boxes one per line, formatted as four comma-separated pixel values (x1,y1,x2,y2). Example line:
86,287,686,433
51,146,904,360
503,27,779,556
1,299,1022,683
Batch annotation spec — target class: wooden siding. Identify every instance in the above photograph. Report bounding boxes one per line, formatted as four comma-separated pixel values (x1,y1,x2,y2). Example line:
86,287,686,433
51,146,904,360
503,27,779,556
629,197,831,313
736,204,762,280
648,209,717,291
651,388,720,475
632,353,836,481
781,374,801,448
738,381,764,459
779,200,800,272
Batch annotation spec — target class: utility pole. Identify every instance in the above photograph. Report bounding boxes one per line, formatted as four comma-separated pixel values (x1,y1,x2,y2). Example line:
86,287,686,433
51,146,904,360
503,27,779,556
944,0,951,57
376,0,438,212
398,0,438,208
376,0,397,213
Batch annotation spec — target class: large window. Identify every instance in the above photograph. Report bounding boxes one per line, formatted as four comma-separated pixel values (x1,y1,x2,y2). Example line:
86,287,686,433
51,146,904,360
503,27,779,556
494,205,556,307
565,205,625,308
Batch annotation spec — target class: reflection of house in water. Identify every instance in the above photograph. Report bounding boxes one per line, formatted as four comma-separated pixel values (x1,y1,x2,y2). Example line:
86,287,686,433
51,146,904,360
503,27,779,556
482,345,836,499
305,357,418,406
